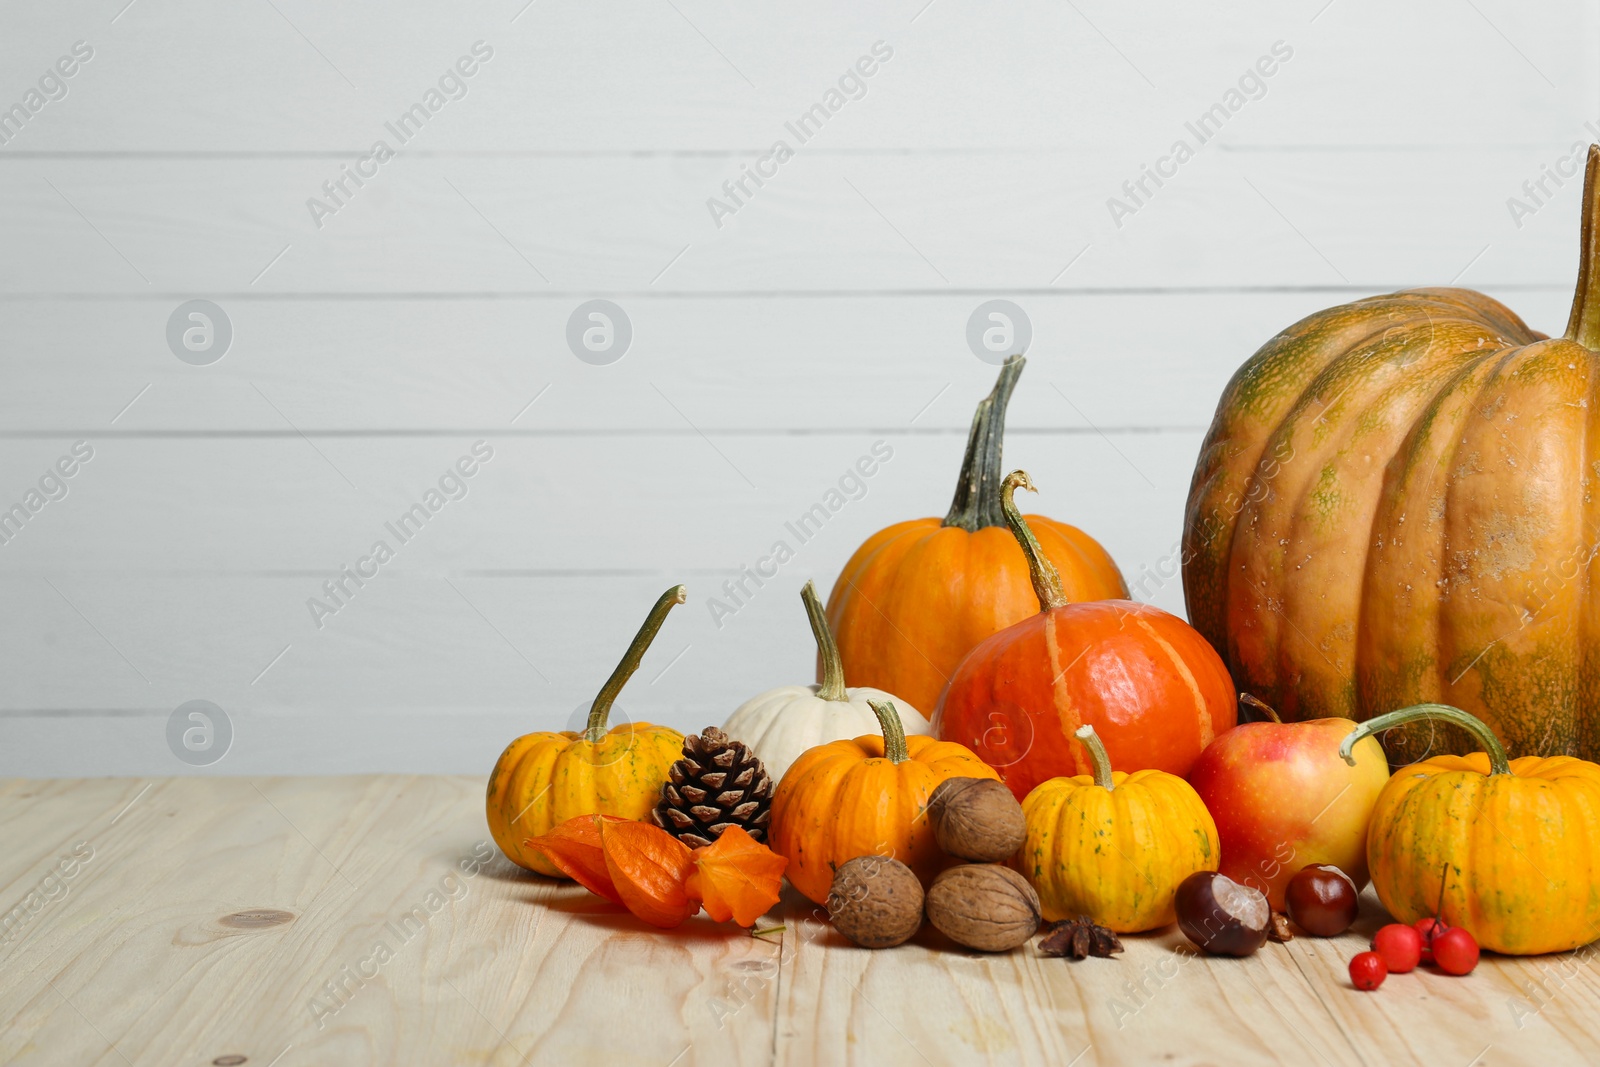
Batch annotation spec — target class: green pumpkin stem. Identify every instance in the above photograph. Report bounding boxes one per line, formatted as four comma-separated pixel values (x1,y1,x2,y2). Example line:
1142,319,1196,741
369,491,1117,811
584,585,686,742
1337,703,1512,777
1565,145,1600,350
943,355,1025,532
1073,725,1116,790
802,580,849,702
1239,693,1283,724
1001,469,1069,611
866,700,910,764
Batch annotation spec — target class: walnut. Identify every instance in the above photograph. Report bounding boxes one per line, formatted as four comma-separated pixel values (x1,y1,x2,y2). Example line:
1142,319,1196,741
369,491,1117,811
926,777,1026,862
827,855,924,948
924,864,1040,952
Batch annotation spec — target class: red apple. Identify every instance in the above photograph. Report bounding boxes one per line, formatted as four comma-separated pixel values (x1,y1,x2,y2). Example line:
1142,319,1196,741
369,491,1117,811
1187,714,1389,910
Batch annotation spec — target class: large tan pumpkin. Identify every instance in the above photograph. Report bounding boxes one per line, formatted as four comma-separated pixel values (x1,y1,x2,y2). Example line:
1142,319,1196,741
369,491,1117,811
1183,145,1600,764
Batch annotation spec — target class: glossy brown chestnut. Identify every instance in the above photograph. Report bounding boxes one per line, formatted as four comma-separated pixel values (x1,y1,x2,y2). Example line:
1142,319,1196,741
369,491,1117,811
1175,871,1270,957
1284,864,1358,937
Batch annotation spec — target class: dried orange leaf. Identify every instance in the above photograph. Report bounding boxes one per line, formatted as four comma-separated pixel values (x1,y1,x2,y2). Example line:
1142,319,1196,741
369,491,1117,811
687,827,788,927
526,814,627,905
600,819,698,928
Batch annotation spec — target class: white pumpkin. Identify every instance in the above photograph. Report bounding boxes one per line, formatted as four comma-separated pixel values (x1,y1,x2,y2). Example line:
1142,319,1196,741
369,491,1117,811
722,580,931,782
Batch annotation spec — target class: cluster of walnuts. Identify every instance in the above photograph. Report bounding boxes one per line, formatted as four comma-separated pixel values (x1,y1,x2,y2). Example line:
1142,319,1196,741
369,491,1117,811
825,778,1038,952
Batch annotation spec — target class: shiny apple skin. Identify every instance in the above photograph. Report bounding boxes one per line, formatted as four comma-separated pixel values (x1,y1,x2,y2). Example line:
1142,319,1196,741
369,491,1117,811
1187,717,1389,911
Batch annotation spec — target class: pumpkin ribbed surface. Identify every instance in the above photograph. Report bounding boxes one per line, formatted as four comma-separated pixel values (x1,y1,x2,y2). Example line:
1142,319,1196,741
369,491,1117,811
487,725,686,877
486,585,690,878
1186,147,1600,762
769,732,998,904
1181,286,1600,761
1018,768,1219,931
1366,750,1600,954
935,599,1236,798
830,518,1126,714
827,357,1126,715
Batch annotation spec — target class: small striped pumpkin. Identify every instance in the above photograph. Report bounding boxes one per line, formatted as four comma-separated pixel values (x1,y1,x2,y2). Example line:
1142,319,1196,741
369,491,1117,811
1342,703,1600,955
1016,725,1220,931
487,586,687,877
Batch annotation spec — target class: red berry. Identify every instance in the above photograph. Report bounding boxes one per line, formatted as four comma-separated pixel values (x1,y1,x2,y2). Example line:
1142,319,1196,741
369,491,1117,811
1371,923,1423,973
1349,951,1387,990
1432,926,1479,975
1413,917,1447,963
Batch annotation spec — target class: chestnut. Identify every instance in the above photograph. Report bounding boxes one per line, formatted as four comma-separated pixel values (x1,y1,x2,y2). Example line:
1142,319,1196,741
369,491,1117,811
1285,864,1358,937
1175,871,1270,957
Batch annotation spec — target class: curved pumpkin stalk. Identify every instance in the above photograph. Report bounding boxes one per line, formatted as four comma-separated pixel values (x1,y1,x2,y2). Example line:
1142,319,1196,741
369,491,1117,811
585,585,687,742
1338,703,1512,777
943,354,1025,531
1073,725,1116,790
1564,145,1600,350
865,700,911,764
1000,469,1068,611
801,580,848,702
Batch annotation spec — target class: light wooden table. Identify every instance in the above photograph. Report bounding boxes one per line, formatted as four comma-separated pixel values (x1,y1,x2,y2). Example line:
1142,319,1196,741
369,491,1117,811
1,776,1592,1066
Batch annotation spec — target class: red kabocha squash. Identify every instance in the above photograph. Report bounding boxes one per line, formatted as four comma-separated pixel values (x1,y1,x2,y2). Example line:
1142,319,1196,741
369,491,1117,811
1183,144,1600,763
825,355,1127,715
935,471,1236,800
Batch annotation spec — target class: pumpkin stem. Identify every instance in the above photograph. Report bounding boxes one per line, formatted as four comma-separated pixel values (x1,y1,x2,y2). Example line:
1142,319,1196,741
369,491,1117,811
866,700,910,764
1337,703,1512,777
802,580,848,702
942,355,1025,531
585,585,686,742
1001,469,1069,611
1565,145,1600,350
1240,693,1282,724
1073,725,1115,790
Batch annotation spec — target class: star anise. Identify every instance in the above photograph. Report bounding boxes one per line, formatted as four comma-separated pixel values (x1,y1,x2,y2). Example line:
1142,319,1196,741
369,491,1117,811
1038,916,1124,959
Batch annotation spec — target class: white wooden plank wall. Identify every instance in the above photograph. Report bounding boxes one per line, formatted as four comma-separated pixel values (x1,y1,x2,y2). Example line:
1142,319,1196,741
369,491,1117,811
0,0,1595,775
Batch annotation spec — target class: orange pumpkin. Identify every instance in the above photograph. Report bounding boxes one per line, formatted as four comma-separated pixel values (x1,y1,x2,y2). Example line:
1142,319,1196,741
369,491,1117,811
935,471,1236,799
1183,144,1600,763
486,586,688,876
769,699,999,904
826,355,1127,714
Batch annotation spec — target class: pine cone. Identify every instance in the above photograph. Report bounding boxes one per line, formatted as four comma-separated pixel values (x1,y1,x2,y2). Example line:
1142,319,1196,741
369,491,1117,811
651,727,774,848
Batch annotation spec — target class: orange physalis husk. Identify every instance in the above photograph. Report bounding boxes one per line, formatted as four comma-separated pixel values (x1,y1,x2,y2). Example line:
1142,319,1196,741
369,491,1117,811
686,826,788,927
526,814,628,905
600,819,699,928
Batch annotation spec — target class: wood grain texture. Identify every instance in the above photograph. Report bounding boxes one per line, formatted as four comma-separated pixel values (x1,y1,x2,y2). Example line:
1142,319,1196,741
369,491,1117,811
0,775,1593,1065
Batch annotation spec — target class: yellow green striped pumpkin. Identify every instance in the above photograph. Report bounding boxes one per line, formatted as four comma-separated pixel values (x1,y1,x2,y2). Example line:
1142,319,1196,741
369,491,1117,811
1015,725,1220,932
1341,704,1600,955
487,586,687,877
